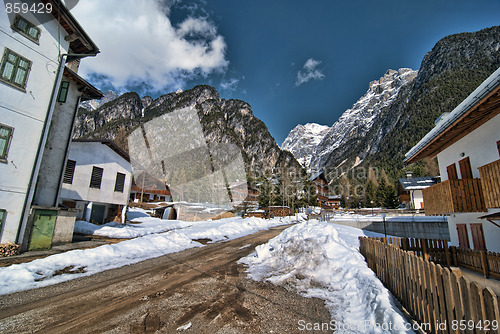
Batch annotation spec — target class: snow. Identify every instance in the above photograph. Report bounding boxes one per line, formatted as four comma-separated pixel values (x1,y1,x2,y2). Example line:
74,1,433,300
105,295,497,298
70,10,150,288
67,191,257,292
1,209,418,332
0,209,298,295
239,221,414,333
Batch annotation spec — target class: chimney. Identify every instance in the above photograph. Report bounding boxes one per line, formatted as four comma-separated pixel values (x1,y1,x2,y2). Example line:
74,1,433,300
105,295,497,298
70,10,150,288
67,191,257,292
406,171,413,179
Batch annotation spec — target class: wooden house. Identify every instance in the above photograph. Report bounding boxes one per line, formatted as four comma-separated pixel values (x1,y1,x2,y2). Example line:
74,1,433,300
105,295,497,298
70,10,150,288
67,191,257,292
405,66,500,252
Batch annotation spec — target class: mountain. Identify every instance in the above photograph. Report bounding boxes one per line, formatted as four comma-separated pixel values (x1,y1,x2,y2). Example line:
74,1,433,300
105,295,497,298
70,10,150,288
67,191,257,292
284,25,500,184
79,90,119,111
281,123,330,168
309,68,417,171
74,85,302,175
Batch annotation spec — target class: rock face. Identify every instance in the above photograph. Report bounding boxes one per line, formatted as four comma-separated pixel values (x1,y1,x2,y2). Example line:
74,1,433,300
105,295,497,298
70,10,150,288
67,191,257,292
284,25,500,180
281,123,330,168
74,85,301,174
308,68,417,171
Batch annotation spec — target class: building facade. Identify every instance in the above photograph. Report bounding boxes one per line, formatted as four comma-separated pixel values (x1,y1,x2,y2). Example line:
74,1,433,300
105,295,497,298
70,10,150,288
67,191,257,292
60,140,132,224
405,66,500,252
0,0,100,247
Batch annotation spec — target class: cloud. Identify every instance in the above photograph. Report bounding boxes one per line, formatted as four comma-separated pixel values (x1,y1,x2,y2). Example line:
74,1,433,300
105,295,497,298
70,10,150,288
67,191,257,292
71,0,228,94
220,78,239,92
296,58,325,86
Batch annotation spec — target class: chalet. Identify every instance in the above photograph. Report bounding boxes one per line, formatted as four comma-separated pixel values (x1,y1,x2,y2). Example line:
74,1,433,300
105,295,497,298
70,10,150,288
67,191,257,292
309,172,340,209
59,140,132,225
397,172,439,210
0,0,101,250
405,66,500,252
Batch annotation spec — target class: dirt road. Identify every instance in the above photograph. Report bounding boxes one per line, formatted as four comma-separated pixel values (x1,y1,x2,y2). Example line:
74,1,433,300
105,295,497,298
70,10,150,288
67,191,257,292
0,225,331,333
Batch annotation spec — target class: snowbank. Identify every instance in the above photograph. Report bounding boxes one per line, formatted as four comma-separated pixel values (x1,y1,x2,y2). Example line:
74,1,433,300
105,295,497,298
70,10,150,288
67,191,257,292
239,220,413,333
0,231,200,295
0,214,296,295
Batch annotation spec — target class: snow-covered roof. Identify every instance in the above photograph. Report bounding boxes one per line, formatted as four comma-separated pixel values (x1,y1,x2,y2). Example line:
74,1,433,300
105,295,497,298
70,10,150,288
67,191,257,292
405,66,500,163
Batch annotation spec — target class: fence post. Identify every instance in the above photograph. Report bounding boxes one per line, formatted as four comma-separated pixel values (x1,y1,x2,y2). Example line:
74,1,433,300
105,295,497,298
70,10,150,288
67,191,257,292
451,246,458,266
422,239,430,261
480,250,489,278
444,241,451,267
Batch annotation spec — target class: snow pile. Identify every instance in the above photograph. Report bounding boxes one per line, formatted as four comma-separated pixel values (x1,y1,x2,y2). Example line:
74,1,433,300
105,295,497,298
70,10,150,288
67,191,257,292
0,231,200,295
239,220,412,333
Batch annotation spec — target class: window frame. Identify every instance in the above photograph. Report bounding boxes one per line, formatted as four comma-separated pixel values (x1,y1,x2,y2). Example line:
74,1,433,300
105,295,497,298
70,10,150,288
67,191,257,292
89,166,104,189
57,81,70,103
12,15,41,43
0,123,14,163
0,48,32,90
114,172,126,193
0,209,6,231
63,159,76,184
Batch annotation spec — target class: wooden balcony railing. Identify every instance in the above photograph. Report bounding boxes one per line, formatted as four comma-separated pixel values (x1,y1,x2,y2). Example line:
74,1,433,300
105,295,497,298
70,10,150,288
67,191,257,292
422,178,486,215
478,159,500,209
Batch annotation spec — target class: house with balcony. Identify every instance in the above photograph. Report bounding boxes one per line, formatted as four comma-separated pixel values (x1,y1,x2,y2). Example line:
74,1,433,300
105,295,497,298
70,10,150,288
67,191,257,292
0,0,101,250
405,66,500,252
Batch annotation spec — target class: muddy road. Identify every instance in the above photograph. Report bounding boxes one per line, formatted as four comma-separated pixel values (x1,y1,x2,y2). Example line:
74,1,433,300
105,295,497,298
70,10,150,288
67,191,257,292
0,225,331,333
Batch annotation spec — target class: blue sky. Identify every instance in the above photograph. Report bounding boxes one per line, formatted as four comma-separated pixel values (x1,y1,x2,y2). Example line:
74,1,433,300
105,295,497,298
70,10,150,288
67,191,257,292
72,0,500,145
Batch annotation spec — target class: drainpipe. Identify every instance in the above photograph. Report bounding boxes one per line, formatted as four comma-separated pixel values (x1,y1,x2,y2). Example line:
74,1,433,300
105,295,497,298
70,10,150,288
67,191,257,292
16,52,98,246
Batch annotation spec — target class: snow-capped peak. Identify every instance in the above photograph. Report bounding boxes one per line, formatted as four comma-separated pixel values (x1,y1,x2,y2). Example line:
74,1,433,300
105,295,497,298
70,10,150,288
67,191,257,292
281,123,330,168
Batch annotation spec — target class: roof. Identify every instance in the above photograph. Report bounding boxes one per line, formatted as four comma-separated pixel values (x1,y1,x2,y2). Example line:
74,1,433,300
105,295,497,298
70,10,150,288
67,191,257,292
479,211,500,220
398,176,439,190
405,66,500,164
43,0,100,57
72,139,130,162
63,67,103,100
308,171,325,182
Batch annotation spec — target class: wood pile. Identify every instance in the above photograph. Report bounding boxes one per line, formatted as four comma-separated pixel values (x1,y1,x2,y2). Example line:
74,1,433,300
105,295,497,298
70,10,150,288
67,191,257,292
0,243,20,257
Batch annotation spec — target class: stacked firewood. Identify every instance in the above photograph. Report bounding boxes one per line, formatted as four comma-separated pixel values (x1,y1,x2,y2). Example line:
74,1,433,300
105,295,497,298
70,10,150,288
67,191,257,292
0,243,20,257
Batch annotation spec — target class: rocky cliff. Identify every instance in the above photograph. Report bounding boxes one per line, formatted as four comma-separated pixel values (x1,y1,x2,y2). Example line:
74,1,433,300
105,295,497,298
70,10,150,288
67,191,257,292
74,85,302,175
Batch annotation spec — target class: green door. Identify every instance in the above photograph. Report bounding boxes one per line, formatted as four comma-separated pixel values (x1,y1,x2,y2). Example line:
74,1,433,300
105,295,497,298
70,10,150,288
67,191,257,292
28,209,57,251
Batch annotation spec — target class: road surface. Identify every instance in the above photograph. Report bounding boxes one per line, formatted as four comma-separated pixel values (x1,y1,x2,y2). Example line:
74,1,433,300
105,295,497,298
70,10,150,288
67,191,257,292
0,225,331,333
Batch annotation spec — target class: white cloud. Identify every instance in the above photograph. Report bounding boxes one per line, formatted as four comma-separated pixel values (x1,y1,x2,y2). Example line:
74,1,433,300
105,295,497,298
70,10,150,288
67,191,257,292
296,58,325,86
71,0,228,93
220,78,239,92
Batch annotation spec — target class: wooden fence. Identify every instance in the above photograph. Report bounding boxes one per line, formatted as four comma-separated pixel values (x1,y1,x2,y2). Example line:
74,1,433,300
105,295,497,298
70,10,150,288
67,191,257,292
381,237,500,279
360,237,500,334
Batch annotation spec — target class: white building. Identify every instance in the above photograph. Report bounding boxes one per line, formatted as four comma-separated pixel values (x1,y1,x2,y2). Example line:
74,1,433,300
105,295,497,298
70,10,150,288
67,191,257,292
60,140,132,224
398,174,439,210
0,0,101,248
405,66,500,252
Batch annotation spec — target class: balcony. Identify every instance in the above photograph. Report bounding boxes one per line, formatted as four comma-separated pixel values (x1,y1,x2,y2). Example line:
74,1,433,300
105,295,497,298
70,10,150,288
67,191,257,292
478,159,500,209
422,179,486,215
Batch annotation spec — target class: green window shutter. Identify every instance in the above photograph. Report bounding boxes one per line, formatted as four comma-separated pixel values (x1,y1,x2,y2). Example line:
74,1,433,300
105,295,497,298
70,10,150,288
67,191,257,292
57,81,70,103
0,124,13,162
114,172,126,192
0,209,5,231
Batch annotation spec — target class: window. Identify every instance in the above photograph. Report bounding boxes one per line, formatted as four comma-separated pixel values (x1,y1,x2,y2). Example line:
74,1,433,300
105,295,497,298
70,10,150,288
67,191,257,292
0,48,32,89
0,124,13,163
57,81,70,103
114,172,126,192
497,140,500,158
0,209,5,231
12,15,40,43
90,166,103,189
470,223,486,251
63,159,76,184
